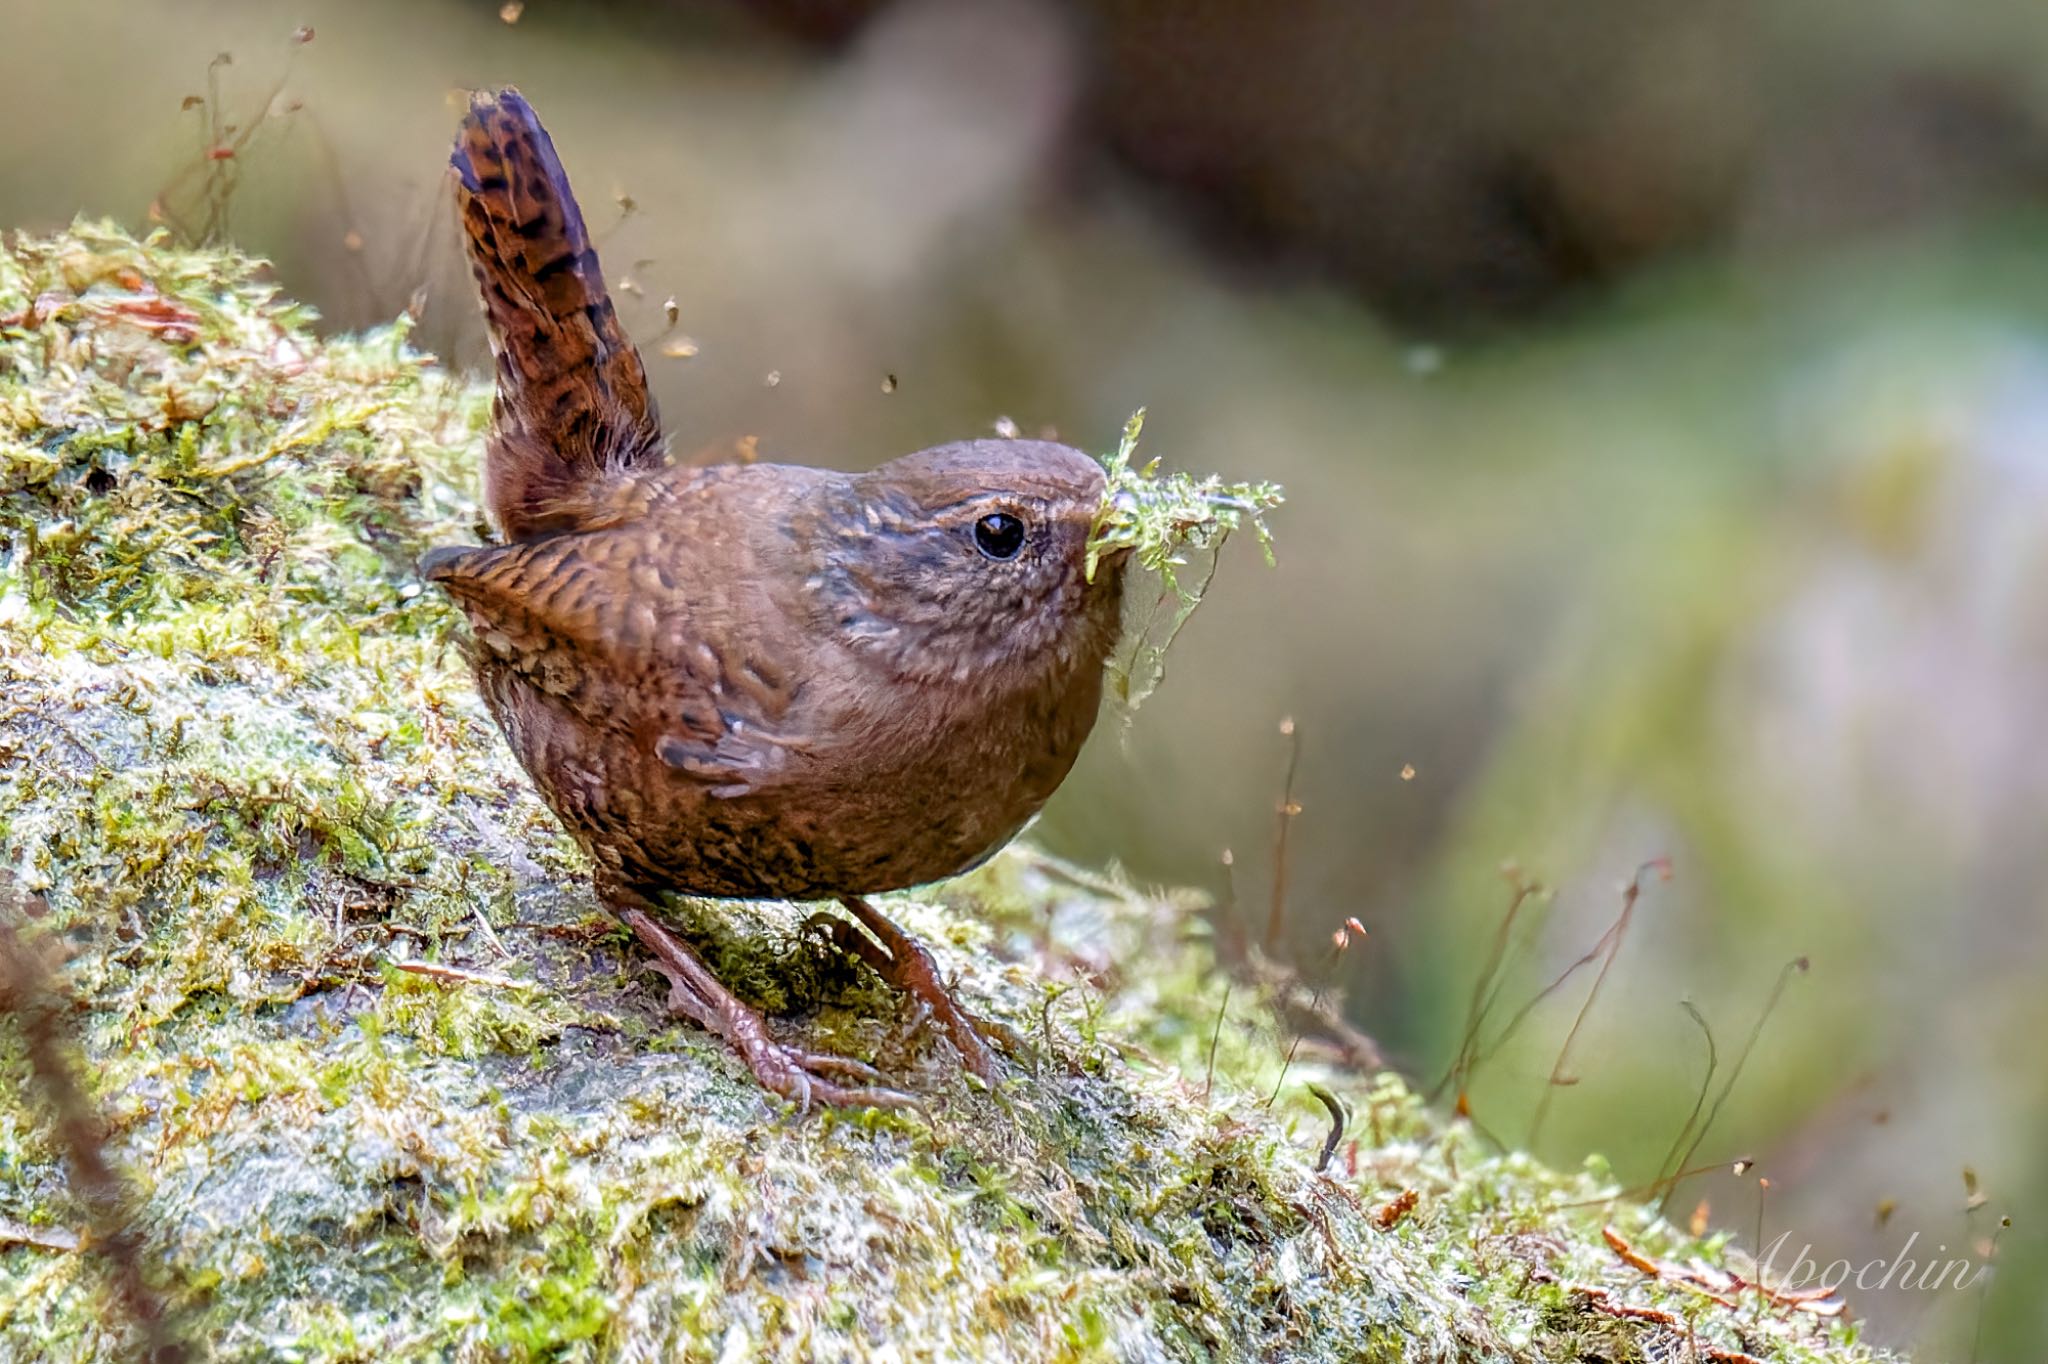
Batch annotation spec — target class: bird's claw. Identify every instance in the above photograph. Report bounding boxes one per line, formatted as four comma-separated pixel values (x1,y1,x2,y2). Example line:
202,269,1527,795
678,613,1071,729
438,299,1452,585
619,903,912,1112
735,1032,918,1115
836,896,1000,1082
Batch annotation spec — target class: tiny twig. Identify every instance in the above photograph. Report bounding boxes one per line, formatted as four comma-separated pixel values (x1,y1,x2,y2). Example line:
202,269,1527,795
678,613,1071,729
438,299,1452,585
1549,1155,1750,1212
1751,1176,1771,1314
1659,956,1808,1216
1649,999,1719,1209
1307,1084,1347,1173
1215,847,1245,966
0,880,186,1362
1264,717,1302,952
389,959,528,990
1264,920,1368,1105
1267,1022,1310,1108
469,901,511,962
1430,870,1544,1105
1202,981,1232,1104
1969,1214,2009,1364
1527,857,1667,1147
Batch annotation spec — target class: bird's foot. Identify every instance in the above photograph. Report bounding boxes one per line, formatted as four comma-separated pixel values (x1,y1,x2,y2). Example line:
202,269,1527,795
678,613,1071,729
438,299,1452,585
817,896,1001,1082
616,905,915,1113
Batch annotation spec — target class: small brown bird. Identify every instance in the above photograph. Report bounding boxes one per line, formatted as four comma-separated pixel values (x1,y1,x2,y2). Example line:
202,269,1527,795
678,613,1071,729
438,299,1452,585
425,89,1129,1106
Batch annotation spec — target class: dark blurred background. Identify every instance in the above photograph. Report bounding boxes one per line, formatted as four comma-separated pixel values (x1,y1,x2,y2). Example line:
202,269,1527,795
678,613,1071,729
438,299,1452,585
8,0,2047,1353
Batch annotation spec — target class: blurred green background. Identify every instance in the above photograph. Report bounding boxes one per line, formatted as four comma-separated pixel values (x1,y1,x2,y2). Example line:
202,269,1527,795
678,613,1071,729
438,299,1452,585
8,0,2047,1354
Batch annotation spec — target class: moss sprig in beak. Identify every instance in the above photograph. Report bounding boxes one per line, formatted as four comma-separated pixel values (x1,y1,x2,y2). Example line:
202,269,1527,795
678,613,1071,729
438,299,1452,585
1087,408,1284,712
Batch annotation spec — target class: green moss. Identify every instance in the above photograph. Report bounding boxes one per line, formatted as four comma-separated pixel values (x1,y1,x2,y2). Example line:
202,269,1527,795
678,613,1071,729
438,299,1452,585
0,223,1897,1363
1087,408,1284,712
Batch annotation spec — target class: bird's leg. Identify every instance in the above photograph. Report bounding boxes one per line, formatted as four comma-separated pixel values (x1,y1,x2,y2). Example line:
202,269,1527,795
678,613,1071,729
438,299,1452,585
829,895,1000,1082
607,891,914,1112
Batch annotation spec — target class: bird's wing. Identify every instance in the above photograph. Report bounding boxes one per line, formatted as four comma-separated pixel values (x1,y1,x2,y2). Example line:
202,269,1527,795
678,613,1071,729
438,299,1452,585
421,527,810,799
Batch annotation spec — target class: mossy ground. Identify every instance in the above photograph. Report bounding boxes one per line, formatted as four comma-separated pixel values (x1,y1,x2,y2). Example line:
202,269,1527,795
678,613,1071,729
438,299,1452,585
0,224,1895,1363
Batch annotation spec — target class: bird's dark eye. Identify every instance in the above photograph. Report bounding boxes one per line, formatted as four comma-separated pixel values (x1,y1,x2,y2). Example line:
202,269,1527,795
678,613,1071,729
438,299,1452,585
972,511,1027,560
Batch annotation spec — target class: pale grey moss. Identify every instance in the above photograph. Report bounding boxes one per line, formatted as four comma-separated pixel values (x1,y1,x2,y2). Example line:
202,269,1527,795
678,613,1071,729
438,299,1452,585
0,224,1892,1364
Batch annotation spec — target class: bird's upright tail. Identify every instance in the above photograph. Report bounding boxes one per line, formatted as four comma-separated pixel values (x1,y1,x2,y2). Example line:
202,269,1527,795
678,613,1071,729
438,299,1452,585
452,87,663,539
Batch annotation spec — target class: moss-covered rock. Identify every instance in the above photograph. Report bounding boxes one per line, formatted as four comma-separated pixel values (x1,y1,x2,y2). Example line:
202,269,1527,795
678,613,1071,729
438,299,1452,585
0,223,1896,1363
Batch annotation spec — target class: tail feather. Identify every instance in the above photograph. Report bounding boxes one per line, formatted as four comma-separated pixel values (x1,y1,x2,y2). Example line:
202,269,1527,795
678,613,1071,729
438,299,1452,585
452,87,663,539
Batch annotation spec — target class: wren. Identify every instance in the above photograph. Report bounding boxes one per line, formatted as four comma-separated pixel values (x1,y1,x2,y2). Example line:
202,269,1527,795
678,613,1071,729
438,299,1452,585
424,89,1129,1107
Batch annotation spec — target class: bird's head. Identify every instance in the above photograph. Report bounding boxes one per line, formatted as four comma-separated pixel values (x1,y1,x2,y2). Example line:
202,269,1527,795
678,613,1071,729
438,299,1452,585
804,439,1128,686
